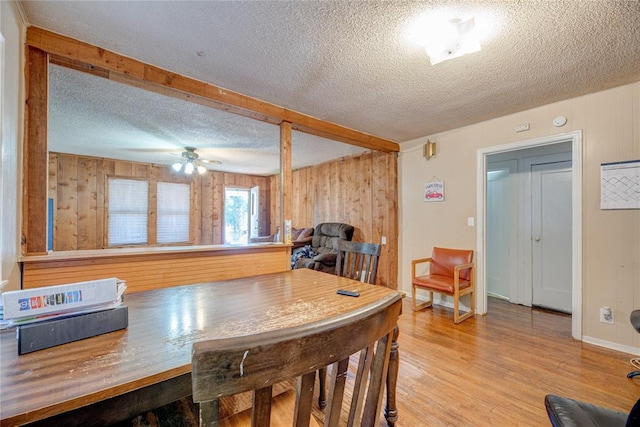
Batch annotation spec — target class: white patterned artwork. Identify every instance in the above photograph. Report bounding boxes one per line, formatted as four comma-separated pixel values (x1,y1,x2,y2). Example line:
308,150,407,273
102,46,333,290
600,160,640,209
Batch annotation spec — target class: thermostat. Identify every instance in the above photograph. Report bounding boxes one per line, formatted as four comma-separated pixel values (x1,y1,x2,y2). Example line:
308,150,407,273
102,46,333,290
553,116,567,127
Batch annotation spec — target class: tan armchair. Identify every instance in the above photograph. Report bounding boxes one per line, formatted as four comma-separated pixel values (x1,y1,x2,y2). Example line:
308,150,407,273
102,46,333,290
411,247,475,323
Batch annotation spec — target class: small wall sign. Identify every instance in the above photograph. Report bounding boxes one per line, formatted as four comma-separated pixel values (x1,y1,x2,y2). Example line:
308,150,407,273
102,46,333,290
424,178,444,202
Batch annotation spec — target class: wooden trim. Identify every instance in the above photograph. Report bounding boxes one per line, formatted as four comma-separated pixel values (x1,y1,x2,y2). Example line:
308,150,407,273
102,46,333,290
22,46,49,255
27,26,399,153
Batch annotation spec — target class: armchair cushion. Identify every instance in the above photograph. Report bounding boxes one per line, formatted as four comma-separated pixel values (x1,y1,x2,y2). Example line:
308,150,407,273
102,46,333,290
412,274,471,294
292,227,314,242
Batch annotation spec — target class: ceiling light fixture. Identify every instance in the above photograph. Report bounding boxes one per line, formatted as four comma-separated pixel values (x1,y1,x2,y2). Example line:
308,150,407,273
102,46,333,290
407,12,487,65
172,147,207,175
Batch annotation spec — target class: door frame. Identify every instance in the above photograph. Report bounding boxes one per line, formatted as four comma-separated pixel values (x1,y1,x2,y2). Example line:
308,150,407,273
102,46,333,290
475,131,583,340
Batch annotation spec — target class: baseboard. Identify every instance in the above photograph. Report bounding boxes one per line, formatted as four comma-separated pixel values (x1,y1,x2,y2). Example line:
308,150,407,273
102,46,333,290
412,292,640,356
582,335,640,356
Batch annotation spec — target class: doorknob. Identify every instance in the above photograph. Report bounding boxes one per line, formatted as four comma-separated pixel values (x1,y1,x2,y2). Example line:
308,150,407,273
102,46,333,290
534,236,541,247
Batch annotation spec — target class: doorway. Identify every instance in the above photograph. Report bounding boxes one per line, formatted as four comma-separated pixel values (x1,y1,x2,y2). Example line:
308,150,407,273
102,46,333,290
476,131,583,339
224,188,249,244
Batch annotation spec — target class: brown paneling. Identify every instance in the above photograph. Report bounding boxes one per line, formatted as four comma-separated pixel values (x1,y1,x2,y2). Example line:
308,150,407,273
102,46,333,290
21,246,289,293
77,157,97,249
49,153,273,250
291,151,398,289
56,155,78,251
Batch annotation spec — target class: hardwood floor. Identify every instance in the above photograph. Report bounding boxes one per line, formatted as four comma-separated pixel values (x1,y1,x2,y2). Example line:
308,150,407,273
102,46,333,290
394,297,640,426
215,297,640,426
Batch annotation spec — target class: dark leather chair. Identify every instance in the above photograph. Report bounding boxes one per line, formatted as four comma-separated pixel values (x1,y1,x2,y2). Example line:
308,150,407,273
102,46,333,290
293,223,354,273
544,394,640,427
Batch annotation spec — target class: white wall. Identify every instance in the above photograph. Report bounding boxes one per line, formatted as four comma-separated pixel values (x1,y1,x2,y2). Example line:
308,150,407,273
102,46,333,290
400,81,640,352
1,1,24,291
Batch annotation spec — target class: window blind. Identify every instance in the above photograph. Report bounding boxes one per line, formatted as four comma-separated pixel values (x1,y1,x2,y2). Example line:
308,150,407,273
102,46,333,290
108,178,148,246
157,182,190,244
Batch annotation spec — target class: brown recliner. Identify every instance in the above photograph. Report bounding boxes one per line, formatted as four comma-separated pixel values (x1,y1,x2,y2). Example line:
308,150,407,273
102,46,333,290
293,223,354,273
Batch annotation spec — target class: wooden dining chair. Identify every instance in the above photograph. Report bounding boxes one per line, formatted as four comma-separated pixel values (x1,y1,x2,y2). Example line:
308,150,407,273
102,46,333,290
411,247,475,324
316,240,384,410
336,240,382,284
191,293,402,427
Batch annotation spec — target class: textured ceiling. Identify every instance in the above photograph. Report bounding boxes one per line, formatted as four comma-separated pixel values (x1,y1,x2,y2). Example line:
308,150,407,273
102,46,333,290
19,0,640,175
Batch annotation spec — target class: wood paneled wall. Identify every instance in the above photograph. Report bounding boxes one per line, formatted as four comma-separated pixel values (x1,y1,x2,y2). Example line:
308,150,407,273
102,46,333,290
290,151,398,289
48,151,398,289
49,152,272,250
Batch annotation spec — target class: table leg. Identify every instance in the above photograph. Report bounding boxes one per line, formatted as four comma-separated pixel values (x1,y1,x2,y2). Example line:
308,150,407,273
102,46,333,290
384,324,400,426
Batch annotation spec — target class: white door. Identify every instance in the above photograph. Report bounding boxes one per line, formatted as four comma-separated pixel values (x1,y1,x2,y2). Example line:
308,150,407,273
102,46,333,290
486,160,517,300
249,186,259,239
531,161,572,313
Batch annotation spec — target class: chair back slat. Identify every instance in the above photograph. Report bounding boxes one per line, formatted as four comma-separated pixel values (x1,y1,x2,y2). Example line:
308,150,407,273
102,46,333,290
192,294,401,427
252,386,272,427
336,240,382,285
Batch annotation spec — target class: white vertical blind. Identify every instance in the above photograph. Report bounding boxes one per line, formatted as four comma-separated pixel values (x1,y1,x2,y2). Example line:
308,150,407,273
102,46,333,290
157,182,190,244
108,178,148,246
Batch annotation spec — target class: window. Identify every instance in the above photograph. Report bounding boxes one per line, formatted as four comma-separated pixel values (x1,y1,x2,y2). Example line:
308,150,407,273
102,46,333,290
157,182,190,244
108,178,148,246
107,178,192,247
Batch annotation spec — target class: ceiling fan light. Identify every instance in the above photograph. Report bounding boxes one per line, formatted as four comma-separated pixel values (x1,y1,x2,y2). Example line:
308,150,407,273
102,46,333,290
184,162,195,175
172,162,183,172
197,164,207,174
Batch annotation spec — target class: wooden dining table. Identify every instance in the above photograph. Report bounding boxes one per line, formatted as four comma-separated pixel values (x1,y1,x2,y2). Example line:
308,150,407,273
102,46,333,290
0,268,402,426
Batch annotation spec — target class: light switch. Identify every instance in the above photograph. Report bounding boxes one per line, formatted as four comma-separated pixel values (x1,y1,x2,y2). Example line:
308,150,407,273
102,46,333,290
467,217,475,227
381,236,387,245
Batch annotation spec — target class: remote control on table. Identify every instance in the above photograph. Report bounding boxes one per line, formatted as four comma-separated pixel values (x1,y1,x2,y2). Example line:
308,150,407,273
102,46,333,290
336,289,360,297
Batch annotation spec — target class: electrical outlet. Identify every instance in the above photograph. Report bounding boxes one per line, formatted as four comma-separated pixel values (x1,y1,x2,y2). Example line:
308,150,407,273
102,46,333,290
600,307,614,324
381,236,387,245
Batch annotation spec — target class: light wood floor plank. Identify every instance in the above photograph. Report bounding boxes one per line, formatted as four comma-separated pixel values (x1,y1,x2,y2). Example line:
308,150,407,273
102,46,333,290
393,297,639,426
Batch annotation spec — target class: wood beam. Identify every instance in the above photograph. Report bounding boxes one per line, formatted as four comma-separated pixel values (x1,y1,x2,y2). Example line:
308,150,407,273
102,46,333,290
280,122,293,268
28,26,399,153
22,46,49,255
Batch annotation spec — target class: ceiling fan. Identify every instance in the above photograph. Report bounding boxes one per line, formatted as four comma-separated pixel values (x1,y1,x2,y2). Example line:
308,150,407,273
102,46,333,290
171,147,221,175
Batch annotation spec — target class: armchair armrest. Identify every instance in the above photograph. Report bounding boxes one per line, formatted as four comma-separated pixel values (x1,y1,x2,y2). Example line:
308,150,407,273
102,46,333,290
313,253,337,264
453,262,475,292
411,257,433,279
